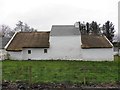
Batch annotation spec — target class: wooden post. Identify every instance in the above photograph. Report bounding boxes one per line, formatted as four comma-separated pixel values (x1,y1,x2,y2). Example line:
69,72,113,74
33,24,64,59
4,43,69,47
29,66,32,89
83,77,86,85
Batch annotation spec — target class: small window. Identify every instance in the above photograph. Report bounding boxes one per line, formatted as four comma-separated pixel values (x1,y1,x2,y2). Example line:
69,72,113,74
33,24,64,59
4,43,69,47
28,50,31,54
44,49,47,53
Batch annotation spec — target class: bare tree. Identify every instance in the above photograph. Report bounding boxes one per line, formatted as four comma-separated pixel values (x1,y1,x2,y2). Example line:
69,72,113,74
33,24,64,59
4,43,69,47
0,25,12,37
29,28,37,32
14,21,24,32
24,23,30,32
14,21,37,32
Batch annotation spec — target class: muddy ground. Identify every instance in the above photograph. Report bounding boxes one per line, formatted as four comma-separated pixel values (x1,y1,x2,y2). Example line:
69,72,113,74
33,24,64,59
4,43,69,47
2,81,120,90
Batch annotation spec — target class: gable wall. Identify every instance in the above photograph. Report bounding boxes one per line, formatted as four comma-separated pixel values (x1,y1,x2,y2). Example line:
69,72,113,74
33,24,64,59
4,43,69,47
49,36,82,60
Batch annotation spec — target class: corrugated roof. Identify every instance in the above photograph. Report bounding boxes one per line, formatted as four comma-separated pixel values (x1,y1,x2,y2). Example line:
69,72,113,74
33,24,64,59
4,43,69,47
81,35,113,49
6,32,50,51
50,25,80,36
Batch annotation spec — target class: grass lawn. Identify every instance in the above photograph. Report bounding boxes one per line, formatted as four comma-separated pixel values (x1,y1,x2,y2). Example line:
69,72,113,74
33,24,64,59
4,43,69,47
2,56,120,85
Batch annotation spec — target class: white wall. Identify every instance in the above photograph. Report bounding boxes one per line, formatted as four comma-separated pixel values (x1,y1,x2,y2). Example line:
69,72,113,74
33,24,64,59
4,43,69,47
81,48,114,61
22,48,50,60
49,36,82,60
8,51,22,60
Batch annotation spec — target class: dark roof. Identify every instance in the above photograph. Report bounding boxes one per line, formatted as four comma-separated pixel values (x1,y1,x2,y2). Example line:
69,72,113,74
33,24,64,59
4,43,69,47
81,35,113,49
6,32,50,51
0,37,11,49
50,25,80,36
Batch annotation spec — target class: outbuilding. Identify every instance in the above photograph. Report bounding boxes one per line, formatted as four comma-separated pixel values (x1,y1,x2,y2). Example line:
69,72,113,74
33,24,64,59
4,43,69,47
81,35,113,61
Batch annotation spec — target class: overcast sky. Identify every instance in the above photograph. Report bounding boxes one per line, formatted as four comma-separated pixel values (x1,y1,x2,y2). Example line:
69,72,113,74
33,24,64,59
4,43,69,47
0,0,119,32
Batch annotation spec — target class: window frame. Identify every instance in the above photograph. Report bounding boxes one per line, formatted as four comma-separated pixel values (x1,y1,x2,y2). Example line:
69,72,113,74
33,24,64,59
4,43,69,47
44,49,47,53
28,50,31,54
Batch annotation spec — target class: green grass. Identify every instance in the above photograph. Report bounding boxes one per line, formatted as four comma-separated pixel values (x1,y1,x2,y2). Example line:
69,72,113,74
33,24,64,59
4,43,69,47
2,56,120,85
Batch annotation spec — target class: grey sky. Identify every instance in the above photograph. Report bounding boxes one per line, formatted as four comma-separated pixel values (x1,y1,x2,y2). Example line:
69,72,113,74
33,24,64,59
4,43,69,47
0,0,119,31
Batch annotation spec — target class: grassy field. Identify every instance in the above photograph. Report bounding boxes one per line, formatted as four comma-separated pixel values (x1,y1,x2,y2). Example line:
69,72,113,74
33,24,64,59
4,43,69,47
2,56,120,85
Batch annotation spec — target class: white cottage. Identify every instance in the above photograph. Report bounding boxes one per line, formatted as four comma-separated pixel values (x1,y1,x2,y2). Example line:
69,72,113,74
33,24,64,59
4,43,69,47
5,25,114,61
5,32,50,60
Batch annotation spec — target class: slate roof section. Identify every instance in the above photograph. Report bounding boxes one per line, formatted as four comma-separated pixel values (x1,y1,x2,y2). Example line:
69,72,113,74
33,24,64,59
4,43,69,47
81,35,113,49
6,32,50,51
50,25,80,36
0,37,11,49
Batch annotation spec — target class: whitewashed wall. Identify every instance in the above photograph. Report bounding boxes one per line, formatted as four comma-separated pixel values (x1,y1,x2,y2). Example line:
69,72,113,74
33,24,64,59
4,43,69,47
81,48,114,61
48,36,82,60
22,48,49,60
8,51,22,60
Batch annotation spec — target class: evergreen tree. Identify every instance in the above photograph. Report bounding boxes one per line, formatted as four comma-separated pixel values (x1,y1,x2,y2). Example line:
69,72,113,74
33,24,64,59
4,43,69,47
102,21,115,42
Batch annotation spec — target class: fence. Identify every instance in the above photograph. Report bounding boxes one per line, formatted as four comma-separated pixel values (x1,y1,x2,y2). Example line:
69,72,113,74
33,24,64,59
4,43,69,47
2,65,119,86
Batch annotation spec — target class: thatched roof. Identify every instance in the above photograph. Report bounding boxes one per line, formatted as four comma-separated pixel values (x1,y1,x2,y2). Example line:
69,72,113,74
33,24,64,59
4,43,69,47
81,35,113,49
6,32,50,51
